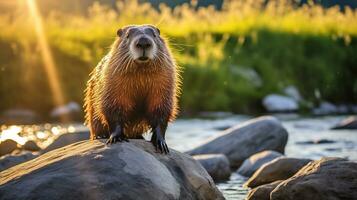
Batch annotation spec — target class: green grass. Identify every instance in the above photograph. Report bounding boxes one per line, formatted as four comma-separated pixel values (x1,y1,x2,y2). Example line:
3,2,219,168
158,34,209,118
0,0,356,119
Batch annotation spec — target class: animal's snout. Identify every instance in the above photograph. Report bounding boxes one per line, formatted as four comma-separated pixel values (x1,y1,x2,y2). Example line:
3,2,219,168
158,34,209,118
136,37,152,50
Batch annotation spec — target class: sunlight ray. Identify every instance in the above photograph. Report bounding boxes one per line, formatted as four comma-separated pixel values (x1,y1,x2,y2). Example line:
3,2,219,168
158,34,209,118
26,0,68,122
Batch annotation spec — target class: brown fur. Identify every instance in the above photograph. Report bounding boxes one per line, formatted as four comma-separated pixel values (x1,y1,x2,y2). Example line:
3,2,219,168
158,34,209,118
84,25,180,140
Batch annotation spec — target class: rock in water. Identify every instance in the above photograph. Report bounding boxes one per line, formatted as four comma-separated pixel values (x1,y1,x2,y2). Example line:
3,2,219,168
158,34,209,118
50,102,81,121
22,140,41,151
0,140,224,200
295,139,336,145
42,131,89,153
245,157,312,188
262,94,298,112
270,157,357,200
246,181,282,200
187,116,288,168
331,116,357,130
237,150,283,177
193,154,231,182
0,140,18,157
312,101,338,115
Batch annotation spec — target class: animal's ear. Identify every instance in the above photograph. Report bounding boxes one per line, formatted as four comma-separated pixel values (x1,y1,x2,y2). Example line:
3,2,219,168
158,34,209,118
155,27,160,35
117,28,124,37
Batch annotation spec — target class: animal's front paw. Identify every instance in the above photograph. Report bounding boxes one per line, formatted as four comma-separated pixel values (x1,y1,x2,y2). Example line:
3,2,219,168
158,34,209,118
153,137,169,154
106,132,128,145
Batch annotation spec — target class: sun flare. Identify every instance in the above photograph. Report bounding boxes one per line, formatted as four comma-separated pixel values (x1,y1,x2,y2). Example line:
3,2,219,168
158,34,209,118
0,126,27,145
26,0,68,122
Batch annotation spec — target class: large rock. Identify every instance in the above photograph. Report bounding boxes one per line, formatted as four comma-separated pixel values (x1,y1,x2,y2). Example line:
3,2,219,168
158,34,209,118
246,181,282,200
193,154,231,182
237,150,283,177
0,140,224,200
270,157,357,200
187,116,288,168
245,157,312,188
0,139,18,157
42,131,89,153
262,94,298,112
0,152,36,171
331,116,357,130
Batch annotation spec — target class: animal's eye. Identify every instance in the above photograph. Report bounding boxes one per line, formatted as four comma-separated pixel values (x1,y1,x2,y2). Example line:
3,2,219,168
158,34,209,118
149,28,156,37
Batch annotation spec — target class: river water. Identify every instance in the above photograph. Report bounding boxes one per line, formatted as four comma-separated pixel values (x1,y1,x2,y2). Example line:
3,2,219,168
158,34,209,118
0,114,356,199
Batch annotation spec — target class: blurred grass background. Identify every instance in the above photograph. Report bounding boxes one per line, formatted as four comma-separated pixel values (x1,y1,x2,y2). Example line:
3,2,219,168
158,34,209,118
0,0,356,120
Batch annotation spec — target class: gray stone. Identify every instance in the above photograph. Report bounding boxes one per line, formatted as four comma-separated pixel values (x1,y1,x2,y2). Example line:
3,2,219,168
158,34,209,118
193,154,231,182
262,94,298,112
237,150,283,177
336,105,349,114
0,152,36,171
42,131,89,153
295,139,336,145
245,157,312,188
270,157,357,200
186,116,288,168
312,101,338,115
22,140,41,151
0,139,18,157
331,116,357,130
213,125,231,131
50,102,81,120
0,140,224,200
246,181,282,200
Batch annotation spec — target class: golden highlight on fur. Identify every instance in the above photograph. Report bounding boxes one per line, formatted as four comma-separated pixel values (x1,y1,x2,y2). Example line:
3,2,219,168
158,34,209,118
84,24,181,140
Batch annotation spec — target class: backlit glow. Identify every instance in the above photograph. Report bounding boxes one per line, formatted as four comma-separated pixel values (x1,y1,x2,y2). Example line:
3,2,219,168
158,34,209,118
26,0,68,122
0,126,27,145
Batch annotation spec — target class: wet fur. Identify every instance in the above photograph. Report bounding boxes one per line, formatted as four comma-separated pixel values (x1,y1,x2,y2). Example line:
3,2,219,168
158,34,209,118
84,26,180,140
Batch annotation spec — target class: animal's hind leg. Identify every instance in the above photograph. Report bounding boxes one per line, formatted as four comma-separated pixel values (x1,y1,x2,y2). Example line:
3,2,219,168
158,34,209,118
90,119,109,139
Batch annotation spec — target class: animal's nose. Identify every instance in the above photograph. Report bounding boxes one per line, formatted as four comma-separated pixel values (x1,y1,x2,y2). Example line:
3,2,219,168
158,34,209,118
136,37,152,49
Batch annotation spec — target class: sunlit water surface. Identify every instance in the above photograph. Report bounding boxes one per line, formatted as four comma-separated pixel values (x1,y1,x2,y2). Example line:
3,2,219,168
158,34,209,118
1,115,356,199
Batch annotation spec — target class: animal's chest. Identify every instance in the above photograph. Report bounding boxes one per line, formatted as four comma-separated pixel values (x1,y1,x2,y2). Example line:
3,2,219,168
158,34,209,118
123,74,154,99
110,72,163,110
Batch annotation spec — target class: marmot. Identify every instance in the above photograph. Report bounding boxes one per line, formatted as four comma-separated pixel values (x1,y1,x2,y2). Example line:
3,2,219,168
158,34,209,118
84,24,180,154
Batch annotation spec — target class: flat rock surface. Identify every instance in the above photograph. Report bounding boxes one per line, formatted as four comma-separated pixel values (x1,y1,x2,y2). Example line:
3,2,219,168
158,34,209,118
0,140,224,200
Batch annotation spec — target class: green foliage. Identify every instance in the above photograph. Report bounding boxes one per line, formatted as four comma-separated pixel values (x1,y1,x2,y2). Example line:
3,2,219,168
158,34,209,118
0,0,356,119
